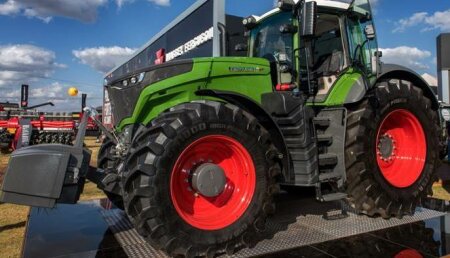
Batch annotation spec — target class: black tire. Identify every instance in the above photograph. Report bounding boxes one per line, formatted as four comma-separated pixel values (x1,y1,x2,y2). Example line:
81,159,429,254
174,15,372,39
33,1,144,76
98,138,124,210
122,101,280,257
439,143,448,160
345,79,440,218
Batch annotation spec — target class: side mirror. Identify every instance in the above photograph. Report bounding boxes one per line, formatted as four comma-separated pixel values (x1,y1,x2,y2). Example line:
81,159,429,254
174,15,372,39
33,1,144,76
277,0,296,11
364,24,376,39
371,50,382,75
235,43,248,52
300,1,317,38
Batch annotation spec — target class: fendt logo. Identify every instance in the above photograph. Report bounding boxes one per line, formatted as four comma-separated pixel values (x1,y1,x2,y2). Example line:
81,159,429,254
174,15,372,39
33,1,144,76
229,67,264,73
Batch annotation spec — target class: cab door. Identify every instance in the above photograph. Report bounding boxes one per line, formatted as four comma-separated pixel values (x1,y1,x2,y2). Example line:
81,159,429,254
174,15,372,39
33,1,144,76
347,0,380,82
313,0,380,106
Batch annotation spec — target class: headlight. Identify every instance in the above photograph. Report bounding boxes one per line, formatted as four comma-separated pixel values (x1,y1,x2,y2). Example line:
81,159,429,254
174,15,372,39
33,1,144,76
138,72,145,82
441,108,450,122
242,16,257,29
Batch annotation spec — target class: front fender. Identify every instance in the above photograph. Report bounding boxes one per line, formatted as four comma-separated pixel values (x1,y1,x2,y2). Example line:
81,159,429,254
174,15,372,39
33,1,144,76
196,89,290,182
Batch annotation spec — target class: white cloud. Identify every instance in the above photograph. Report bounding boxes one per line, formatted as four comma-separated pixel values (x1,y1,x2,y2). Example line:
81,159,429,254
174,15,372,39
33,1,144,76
0,82,86,111
393,9,450,33
0,0,107,23
423,9,450,32
116,0,170,8
380,46,432,71
0,0,20,15
0,0,170,21
4,82,63,98
116,0,134,8
393,12,427,33
148,0,170,7
73,46,137,73
0,44,64,88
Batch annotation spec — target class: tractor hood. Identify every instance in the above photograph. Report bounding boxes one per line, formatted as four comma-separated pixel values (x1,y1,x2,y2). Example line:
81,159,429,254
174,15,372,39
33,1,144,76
106,57,272,129
106,59,195,126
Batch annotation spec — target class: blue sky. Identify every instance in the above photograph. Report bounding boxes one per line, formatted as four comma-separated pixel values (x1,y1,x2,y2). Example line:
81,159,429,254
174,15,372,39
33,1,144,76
0,0,448,111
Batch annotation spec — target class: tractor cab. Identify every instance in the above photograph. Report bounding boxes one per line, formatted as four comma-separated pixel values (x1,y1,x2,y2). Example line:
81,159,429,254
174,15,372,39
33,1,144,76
243,0,380,101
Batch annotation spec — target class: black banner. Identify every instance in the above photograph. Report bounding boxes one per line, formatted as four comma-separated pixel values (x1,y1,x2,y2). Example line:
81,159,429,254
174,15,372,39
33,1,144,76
21,84,29,108
106,0,215,84
82,93,87,111
437,34,450,70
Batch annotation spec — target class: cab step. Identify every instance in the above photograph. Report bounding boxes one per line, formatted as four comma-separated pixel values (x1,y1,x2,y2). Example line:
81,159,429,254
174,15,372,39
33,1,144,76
319,192,348,202
317,134,333,145
313,117,330,127
319,171,342,181
318,153,338,167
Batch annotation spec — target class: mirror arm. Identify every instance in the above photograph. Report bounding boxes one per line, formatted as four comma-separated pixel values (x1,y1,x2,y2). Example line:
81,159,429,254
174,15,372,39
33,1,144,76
304,47,315,95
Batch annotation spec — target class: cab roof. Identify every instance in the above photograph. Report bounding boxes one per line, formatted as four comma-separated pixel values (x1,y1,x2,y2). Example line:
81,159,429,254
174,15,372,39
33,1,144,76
251,0,350,22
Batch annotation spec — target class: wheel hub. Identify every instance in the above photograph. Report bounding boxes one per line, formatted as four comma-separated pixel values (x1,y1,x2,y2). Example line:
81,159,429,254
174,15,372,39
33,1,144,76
191,163,227,197
377,134,396,162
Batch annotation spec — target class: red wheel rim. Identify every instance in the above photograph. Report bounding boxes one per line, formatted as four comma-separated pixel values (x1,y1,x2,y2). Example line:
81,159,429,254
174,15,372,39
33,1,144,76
394,249,423,258
170,135,256,230
376,109,426,188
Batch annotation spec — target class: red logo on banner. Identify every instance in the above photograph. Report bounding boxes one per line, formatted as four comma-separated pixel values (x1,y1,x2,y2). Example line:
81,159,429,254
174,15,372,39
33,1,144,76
154,48,166,65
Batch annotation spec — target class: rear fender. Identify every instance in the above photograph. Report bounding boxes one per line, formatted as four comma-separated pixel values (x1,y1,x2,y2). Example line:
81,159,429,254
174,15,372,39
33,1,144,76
378,64,439,110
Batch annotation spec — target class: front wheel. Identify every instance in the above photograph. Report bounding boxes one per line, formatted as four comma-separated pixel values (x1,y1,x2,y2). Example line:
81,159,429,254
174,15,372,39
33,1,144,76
98,139,124,210
122,101,280,257
345,79,440,218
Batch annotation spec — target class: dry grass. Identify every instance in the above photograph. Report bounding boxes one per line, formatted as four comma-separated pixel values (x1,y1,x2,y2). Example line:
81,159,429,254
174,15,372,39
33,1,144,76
0,137,104,258
0,204,29,258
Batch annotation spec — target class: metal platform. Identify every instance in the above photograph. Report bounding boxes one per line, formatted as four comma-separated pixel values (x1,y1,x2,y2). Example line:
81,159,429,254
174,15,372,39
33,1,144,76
99,195,446,258
22,194,450,258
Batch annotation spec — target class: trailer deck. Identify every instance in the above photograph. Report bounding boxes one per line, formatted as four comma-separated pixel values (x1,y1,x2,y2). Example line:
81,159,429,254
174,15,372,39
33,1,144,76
22,192,450,258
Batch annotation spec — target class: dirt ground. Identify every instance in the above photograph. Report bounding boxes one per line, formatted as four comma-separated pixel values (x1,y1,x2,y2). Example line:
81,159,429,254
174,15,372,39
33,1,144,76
0,141,449,258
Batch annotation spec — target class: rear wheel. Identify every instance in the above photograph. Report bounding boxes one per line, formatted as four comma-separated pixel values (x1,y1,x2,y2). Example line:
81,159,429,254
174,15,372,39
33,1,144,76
345,79,439,218
98,139,124,210
122,101,280,257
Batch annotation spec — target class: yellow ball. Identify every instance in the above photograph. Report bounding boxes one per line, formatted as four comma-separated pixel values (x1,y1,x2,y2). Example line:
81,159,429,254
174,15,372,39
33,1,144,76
68,87,79,97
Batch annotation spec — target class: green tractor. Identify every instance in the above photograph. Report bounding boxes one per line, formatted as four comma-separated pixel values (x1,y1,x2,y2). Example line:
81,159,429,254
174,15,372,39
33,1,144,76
0,0,441,257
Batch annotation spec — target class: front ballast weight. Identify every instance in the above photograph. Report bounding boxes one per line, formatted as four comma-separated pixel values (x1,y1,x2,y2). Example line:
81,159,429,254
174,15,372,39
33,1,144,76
0,107,105,208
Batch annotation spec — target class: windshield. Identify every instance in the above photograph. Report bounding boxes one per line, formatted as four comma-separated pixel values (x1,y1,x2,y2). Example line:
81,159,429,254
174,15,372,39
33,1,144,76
251,12,294,63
